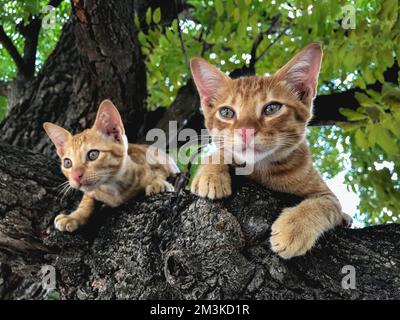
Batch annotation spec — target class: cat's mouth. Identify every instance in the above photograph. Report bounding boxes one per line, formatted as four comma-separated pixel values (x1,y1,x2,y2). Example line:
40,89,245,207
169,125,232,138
70,180,99,192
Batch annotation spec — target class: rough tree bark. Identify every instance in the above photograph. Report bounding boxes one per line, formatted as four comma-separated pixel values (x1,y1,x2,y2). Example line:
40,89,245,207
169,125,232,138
0,0,183,157
0,142,399,300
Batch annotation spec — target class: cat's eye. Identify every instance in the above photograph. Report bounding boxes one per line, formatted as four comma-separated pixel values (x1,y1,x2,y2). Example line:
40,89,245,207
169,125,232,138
219,106,236,119
87,150,100,161
262,102,282,116
63,158,72,168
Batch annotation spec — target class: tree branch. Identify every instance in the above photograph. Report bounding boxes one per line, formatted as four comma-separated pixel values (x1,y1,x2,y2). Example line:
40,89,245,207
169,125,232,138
0,143,399,299
0,26,26,74
254,25,291,64
18,17,42,78
174,0,189,69
311,60,400,125
249,14,281,70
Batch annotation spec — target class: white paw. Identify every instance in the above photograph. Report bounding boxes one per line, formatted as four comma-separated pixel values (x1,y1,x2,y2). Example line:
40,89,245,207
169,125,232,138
190,170,231,199
270,209,319,259
145,180,174,196
54,213,80,232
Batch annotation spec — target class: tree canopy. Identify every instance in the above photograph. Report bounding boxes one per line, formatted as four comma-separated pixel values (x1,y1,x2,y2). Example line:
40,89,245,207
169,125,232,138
0,0,399,225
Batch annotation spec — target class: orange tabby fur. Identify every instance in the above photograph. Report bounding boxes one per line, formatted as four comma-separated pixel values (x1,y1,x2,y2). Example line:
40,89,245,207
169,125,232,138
44,100,178,232
190,42,351,259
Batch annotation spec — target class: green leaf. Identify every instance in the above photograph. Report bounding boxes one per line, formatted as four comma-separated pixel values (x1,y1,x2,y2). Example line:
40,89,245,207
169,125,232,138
24,0,40,15
215,0,224,17
339,108,369,121
354,92,375,107
146,8,152,25
46,290,60,300
134,13,140,29
355,129,369,148
375,125,398,155
340,121,363,132
153,7,161,24
367,124,377,147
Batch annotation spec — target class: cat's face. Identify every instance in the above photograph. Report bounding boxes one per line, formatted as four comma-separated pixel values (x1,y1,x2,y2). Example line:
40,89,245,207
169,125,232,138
43,100,128,192
190,42,322,164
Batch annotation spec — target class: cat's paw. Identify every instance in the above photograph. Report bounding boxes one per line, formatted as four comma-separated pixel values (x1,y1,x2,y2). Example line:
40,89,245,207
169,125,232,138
342,213,353,228
54,213,80,232
190,169,231,199
145,179,174,196
270,209,319,259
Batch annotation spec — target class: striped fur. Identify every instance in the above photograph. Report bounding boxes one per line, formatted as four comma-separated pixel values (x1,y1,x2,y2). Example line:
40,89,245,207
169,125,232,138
190,43,351,259
44,100,178,232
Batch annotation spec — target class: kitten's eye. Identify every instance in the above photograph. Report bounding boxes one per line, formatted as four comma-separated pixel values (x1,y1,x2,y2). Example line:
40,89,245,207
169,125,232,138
87,150,100,161
219,106,235,119
63,158,72,169
262,102,282,116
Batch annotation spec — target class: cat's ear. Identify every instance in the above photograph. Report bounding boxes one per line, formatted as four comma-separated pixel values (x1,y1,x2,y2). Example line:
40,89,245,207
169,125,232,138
93,99,125,142
274,42,322,105
43,122,71,157
190,57,230,109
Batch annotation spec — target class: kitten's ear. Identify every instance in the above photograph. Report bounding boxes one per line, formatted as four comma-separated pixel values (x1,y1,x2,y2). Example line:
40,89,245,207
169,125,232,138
43,122,71,157
274,42,323,105
93,99,125,142
190,57,230,109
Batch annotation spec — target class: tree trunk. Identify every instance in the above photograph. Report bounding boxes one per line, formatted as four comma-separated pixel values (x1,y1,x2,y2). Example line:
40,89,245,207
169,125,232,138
0,142,398,300
0,0,149,157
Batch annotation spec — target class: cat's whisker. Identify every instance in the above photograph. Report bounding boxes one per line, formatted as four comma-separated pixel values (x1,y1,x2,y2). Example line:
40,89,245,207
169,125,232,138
57,182,71,198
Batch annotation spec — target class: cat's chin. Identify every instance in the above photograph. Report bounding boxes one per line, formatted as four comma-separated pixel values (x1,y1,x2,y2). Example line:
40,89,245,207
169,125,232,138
233,148,274,165
79,184,100,192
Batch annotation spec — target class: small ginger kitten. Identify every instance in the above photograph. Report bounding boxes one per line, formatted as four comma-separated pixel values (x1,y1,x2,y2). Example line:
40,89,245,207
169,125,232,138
190,42,351,259
44,100,178,232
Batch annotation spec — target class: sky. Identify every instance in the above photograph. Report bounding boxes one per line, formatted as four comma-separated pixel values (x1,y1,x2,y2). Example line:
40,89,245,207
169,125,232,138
326,172,364,228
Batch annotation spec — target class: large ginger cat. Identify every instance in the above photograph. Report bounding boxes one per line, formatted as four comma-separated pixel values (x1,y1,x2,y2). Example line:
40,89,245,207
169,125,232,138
44,100,178,232
190,42,351,259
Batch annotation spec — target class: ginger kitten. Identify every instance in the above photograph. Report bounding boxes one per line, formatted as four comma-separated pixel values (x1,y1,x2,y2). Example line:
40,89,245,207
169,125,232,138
190,42,351,259
43,100,178,232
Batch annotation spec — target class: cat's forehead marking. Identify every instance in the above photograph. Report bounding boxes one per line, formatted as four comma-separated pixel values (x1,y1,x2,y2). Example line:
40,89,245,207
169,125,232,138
232,76,271,104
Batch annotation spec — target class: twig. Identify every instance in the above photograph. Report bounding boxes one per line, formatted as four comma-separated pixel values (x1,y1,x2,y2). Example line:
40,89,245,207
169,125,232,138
254,25,291,64
174,0,189,69
0,26,26,75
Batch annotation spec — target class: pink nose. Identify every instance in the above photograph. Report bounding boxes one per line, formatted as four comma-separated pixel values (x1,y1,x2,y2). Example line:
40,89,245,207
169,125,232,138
239,128,255,145
71,171,83,183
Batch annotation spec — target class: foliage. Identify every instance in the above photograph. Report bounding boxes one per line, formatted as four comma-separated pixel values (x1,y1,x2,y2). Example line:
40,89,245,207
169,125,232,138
337,82,400,224
138,0,399,105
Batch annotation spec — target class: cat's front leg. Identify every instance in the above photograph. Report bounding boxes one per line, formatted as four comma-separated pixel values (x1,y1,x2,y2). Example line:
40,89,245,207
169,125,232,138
54,194,95,232
191,161,231,199
270,194,343,259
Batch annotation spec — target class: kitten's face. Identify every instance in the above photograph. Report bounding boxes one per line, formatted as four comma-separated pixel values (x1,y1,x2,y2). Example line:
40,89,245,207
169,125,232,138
58,129,126,191
44,100,127,192
191,42,322,164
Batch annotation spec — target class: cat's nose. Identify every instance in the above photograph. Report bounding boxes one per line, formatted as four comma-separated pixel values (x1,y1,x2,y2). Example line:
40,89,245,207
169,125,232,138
71,170,84,183
238,128,255,145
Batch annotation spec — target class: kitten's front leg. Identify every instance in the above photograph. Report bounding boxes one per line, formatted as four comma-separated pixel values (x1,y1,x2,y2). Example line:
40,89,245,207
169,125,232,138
270,193,343,259
191,159,231,199
54,194,95,232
